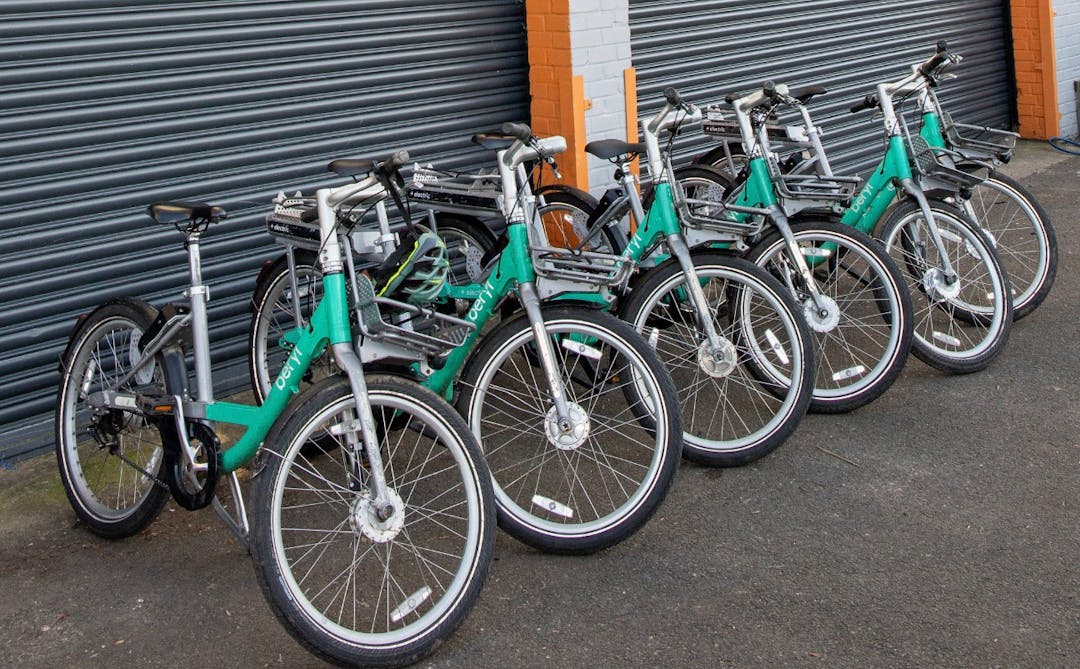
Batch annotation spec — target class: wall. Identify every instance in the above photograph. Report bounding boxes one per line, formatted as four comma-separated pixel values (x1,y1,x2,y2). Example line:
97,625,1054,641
1054,0,1080,136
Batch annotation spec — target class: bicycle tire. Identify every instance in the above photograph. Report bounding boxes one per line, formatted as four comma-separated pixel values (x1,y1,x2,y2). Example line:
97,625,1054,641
958,171,1057,320
877,199,1012,373
536,188,623,254
55,298,172,539
456,305,681,554
250,375,494,668
746,219,914,413
619,252,814,466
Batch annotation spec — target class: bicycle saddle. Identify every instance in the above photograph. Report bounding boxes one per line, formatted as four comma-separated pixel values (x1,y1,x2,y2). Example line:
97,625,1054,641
147,201,226,226
328,159,375,178
585,139,646,160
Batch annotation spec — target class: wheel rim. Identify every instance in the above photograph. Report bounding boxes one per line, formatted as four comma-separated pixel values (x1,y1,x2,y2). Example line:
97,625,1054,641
963,179,1048,310
758,231,904,402
884,211,1007,360
632,265,806,453
467,319,669,537
269,391,484,647
59,318,163,521
538,201,613,253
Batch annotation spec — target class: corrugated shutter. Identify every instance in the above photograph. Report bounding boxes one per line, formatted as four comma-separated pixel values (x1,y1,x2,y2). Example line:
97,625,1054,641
629,0,1013,173
0,1,528,460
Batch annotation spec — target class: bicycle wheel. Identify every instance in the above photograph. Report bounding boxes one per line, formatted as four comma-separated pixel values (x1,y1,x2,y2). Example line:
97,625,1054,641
251,375,494,668
877,200,1012,373
958,172,1056,320
536,188,623,254
456,305,681,554
747,219,913,413
55,298,172,539
248,250,330,404
619,252,814,466
433,213,497,284
673,164,735,221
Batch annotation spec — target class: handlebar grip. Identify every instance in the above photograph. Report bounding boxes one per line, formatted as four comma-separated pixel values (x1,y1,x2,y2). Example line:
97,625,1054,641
382,150,410,172
500,122,532,141
664,87,683,106
919,43,951,76
849,94,879,114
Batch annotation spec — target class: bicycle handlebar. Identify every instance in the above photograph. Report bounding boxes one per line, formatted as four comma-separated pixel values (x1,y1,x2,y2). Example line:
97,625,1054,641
919,40,950,77
849,94,879,114
500,122,533,142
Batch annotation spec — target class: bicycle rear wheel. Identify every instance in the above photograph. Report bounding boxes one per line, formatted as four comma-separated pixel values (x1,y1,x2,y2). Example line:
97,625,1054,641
55,298,172,539
456,305,681,554
251,375,494,668
959,172,1056,320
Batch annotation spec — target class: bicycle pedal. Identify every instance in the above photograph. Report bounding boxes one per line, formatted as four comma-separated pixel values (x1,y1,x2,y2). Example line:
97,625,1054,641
139,394,178,415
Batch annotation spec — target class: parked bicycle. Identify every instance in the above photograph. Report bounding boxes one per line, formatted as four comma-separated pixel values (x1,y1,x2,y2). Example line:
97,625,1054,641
55,153,497,667
249,127,684,555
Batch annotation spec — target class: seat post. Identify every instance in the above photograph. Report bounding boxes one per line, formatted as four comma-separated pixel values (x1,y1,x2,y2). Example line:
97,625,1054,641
185,231,214,403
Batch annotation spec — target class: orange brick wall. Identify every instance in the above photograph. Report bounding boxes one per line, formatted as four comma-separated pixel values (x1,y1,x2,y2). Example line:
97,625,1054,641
1011,0,1059,138
525,0,587,189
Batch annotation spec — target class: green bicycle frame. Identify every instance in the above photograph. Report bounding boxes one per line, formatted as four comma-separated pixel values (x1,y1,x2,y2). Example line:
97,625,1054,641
214,271,351,472
837,135,911,235
419,221,535,400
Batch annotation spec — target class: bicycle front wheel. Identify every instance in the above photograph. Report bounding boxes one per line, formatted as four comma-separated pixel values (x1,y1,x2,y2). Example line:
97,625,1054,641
55,298,172,539
959,172,1056,320
619,253,814,466
878,200,1012,373
747,220,914,413
456,305,681,555
251,375,494,668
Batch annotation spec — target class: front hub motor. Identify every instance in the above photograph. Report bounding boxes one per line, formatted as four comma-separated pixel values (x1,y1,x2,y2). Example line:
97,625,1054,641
803,295,841,333
545,402,590,450
351,488,405,543
697,337,738,378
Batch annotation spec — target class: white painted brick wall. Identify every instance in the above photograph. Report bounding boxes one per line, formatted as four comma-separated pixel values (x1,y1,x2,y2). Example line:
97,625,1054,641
1054,0,1080,136
570,0,632,191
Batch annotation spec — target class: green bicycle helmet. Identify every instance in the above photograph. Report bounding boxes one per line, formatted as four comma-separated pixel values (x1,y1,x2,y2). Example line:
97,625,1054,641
372,230,450,306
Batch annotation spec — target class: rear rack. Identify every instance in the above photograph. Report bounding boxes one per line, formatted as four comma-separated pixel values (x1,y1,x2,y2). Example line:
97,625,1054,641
406,166,502,218
353,274,473,358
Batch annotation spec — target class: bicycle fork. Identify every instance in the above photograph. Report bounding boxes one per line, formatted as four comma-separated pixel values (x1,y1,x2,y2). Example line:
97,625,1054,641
665,233,739,374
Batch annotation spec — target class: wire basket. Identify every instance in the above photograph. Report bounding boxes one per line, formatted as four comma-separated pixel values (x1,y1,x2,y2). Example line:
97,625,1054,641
941,111,1018,160
353,274,473,358
530,244,634,289
773,173,859,204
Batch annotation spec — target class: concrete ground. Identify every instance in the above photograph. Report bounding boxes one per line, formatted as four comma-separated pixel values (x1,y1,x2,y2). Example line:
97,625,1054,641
1,141,1077,668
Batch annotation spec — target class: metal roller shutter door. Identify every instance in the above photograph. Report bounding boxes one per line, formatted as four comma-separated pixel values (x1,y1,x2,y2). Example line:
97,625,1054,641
629,0,1013,173
0,1,528,460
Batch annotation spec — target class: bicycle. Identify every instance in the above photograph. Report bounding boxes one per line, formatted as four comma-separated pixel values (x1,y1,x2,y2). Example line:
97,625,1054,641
516,91,816,466
55,153,497,667
911,42,1056,320
556,88,913,414
700,43,1054,323
250,126,684,555
697,66,1012,374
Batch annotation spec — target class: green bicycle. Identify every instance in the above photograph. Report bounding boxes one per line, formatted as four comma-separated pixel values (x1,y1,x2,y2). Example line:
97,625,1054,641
250,126,684,555
55,153,496,667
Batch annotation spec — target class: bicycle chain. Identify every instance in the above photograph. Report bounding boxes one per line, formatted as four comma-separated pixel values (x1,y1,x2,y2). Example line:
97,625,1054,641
109,444,171,491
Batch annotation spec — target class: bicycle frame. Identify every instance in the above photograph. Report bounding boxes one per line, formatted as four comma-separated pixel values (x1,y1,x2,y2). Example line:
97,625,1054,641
87,172,405,536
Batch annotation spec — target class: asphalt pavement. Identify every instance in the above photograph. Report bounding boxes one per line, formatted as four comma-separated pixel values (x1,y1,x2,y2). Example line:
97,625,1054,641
1,140,1077,668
